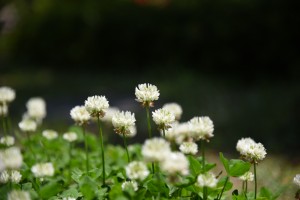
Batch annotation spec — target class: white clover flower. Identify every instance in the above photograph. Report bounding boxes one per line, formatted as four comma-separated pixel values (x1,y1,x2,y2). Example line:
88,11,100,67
0,103,8,116
179,141,198,155
126,125,137,138
0,170,9,183
0,157,5,172
112,111,136,136
239,171,254,182
31,162,54,178
42,129,58,140
0,147,23,169
0,136,15,146
162,103,183,120
142,138,171,162
62,198,76,200
85,95,109,117
161,152,189,176
174,122,192,144
152,108,175,130
8,190,31,200
26,97,46,123
236,138,267,162
163,121,179,142
135,83,159,107
11,170,22,183
121,180,138,192
18,119,37,132
197,172,218,188
63,132,78,142
100,107,119,123
70,106,91,125
293,174,300,187
189,116,214,141
125,161,150,181
0,86,16,104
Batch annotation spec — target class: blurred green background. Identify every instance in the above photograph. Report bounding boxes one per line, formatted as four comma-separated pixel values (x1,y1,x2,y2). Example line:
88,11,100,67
0,0,299,158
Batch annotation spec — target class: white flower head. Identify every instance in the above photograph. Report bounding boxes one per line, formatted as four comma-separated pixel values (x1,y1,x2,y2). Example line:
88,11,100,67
31,162,54,178
189,116,214,141
174,122,192,144
135,83,159,107
100,107,119,123
161,152,189,176
0,86,16,104
236,138,267,162
8,190,31,200
162,103,183,120
26,97,46,123
112,111,136,136
125,161,150,181
142,138,171,162
121,180,138,192
0,147,23,169
18,119,37,132
62,198,76,200
152,108,175,130
42,129,58,140
85,95,109,117
179,141,198,155
0,136,15,146
239,171,254,182
70,106,91,125
10,170,22,183
197,172,218,188
0,170,9,183
63,132,78,142
293,174,300,187
0,104,8,116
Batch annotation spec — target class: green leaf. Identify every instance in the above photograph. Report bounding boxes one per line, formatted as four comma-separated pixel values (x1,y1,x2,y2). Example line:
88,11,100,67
188,155,202,176
39,180,62,199
219,153,229,174
259,187,281,200
59,188,82,198
79,176,98,200
228,159,251,177
217,176,232,192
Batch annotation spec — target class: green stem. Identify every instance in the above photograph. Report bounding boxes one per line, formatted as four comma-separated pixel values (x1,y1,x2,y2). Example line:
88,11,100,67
162,128,166,138
68,142,72,182
254,162,257,199
123,133,130,163
245,180,248,194
2,115,7,136
97,116,106,186
82,126,89,175
26,132,36,161
5,115,11,135
145,106,155,174
201,140,207,200
218,176,228,200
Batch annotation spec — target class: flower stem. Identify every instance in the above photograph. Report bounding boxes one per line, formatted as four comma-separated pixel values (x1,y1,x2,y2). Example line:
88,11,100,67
97,116,106,186
123,133,130,163
245,180,248,194
162,128,166,138
68,142,72,182
145,106,155,174
82,126,89,175
26,132,36,161
2,115,7,136
201,140,207,200
218,176,228,200
254,162,257,199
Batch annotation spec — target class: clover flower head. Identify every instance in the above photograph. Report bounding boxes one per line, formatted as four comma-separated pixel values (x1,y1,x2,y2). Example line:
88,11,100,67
197,172,218,188
100,107,119,123
135,83,159,107
0,170,22,183
293,174,300,187
160,152,189,176
0,147,23,169
189,116,214,141
18,119,37,132
112,111,136,136
42,129,58,140
142,137,171,162
0,86,16,104
152,108,175,130
63,132,78,142
70,105,91,125
85,95,109,117
26,97,46,123
31,162,54,178
174,122,192,144
236,137,267,162
0,170,9,183
122,180,138,192
126,161,150,181
62,198,76,200
162,103,183,120
179,141,198,155
8,190,31,200
0,136,15,146
239,171,254,182
0,104,8,116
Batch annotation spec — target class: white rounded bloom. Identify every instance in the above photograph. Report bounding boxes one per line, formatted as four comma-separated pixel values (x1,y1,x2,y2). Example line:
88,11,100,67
11,170,22,183
18,119,37,132
142,138,171,162
0,170,9,183
161,152,189,176
112,111,136,136
0,86,16,103
236,138,267,162
42,129,58,140
162,103,183,120
239,171,254,182
63,132,78,142
8,190,31,200
62,198,76,200
0,104,8,116
100,107,119,123
174,122,192,144
135,83,159,106
179,141,198,155
70,106,91,125
31,162,54,178
0,136,15,146
0,147,23,169
189,116,214,141
197,172,218,188
126,161,150,181
26,97,46,121
84,95,109,117
152,108,175,130
121,180,138,192
293,174,300,187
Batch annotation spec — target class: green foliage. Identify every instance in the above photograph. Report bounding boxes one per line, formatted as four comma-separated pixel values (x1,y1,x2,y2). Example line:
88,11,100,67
219,153,251,177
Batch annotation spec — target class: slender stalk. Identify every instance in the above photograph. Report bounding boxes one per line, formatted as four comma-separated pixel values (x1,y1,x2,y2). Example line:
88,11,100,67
162,128,166,138
145,106,155,174
82,126,89,175
68,142,73,182
123,133,130,163
242,181,245,193
26,132,36,161
97,116,106,186
201,140,207,200
254,162,257,199
218,176,229,200
2,115,7,136
5,115,11,135
245,180,248,194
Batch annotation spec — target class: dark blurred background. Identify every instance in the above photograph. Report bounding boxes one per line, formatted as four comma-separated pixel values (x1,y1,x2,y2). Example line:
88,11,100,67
0,0,299,158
